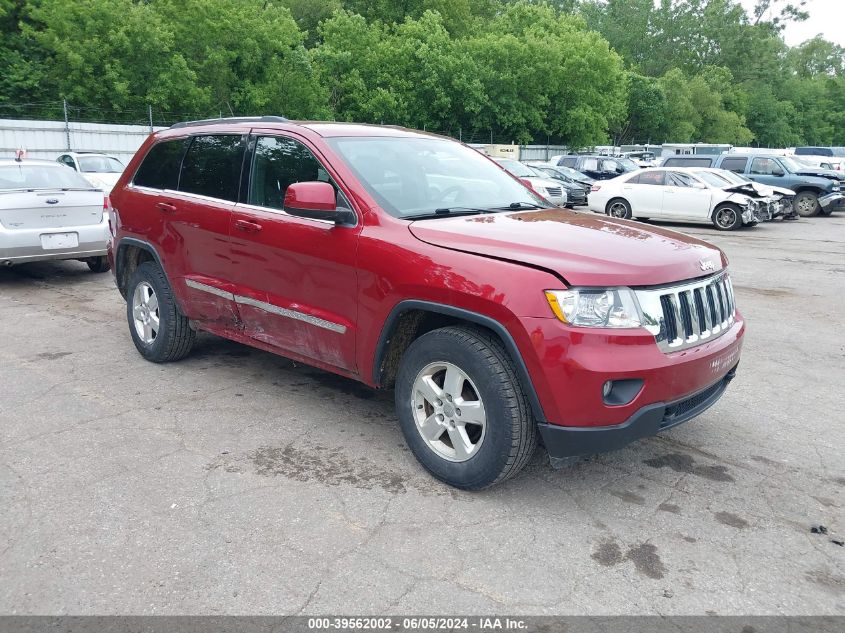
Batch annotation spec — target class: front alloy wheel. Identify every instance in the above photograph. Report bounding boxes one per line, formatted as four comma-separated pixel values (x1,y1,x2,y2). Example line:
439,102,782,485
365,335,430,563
713,205,742,230
395,325,537,489
412,361,486,462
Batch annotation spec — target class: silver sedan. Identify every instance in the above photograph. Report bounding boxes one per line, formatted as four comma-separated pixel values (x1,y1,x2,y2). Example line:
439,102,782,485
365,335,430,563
0,158,111,272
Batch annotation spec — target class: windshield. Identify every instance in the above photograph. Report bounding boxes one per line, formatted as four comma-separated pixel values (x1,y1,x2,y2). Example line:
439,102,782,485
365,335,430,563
778,156,804,172
551,164,592,181
614,158,639,172
0,164,96,190
712,169,749,184
78,155,124,173
492,158,534,178
693,170,733,187
326,137,547,218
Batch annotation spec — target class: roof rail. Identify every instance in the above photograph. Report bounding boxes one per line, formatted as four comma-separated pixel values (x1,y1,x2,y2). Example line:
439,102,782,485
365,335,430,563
170,115,288,129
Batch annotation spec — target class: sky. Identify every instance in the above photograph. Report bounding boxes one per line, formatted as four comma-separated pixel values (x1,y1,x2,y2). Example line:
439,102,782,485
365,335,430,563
737,0,845,47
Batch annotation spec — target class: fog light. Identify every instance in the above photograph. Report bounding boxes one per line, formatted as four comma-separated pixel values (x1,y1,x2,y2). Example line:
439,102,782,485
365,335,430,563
602,379,644,406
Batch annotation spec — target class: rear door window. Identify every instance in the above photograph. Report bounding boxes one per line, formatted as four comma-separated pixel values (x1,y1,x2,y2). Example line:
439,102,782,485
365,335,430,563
179,135,245,201
133,139,188,190
720,157,748,173
558,157,577,168
636,171,666,186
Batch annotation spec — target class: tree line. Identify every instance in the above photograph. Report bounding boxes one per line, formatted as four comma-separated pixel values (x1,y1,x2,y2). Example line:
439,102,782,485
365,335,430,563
1,0,843,147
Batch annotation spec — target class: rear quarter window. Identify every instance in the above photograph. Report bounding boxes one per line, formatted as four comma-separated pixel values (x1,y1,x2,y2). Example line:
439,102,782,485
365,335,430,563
133,139,187,190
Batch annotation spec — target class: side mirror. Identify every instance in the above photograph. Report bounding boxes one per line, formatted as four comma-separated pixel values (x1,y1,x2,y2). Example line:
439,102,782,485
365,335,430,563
771,167,785,177
283,181,354,225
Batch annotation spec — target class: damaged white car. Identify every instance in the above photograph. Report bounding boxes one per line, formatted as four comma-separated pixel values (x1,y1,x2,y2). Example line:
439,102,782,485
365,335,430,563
588,167,781,230
693,168,796,221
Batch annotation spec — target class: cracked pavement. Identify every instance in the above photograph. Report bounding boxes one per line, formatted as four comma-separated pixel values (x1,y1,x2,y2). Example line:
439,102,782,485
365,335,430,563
0,214,843,615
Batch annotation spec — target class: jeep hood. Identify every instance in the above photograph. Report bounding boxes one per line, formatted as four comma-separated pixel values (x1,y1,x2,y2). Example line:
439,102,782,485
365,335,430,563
409,209,725,287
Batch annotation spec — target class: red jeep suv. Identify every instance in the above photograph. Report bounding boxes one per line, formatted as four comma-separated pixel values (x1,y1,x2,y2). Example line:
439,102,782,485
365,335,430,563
108,117,744,489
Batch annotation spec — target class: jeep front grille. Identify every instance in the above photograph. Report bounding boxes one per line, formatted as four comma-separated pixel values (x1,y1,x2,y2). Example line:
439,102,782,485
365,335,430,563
635,272,736,353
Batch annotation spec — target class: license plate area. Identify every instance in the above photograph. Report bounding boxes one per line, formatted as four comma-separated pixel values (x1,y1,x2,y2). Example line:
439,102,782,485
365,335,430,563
40,232,79,250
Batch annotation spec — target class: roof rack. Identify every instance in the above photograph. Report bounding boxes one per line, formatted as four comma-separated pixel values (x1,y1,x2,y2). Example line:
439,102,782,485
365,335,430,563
170,116,288,129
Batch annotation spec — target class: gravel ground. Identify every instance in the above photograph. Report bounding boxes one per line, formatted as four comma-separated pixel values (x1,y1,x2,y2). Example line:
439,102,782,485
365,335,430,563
0,212,843,615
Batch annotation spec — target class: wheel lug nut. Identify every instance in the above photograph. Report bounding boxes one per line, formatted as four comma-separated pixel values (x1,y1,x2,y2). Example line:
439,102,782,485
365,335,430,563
436,399,442,406
437,414,444,422
455,408,461,416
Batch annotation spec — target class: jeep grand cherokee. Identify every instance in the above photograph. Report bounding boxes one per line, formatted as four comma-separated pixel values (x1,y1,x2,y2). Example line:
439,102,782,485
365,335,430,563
108,117,744,489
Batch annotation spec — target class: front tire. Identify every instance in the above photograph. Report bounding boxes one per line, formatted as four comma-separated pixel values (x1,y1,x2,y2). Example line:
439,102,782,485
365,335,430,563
793,191,820,217
86,256,110,273
712,204,743,231
606,198,632,219
395,326,537,490
126,261,195,362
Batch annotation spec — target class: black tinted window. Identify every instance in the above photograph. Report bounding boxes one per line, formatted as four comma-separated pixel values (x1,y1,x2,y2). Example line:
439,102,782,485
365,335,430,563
558,157,577,168
721,157,747,172
249,136,336,210
179,135,244,201
134,140,187,190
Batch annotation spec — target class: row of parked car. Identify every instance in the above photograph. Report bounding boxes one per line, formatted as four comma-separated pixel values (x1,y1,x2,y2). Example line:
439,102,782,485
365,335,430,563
489,149,843,231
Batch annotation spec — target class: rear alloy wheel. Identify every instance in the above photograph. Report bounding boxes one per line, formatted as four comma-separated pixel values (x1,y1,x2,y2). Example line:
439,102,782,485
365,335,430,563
126,261,195,362
86,256,110,273
793,191,820,217
395,326,537,490
607,199,632,219
713,205,743,231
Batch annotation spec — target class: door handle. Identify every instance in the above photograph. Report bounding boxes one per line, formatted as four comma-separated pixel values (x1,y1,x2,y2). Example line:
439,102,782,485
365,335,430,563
234,219,262,232
156,202,177,213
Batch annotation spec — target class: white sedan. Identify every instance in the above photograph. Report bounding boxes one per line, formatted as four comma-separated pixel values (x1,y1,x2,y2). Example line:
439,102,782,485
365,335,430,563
588,167,766,230
0,158,111,271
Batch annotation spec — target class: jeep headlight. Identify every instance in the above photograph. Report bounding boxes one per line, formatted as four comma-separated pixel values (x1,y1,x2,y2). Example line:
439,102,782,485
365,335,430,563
544,288,641,328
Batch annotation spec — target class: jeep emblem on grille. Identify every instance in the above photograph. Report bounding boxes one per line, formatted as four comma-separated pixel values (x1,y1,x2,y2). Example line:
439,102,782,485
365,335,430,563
699,259,715,271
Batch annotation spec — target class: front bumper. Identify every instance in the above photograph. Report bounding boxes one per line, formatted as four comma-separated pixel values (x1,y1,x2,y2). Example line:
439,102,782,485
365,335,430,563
538,365,737,458
819,192,844,209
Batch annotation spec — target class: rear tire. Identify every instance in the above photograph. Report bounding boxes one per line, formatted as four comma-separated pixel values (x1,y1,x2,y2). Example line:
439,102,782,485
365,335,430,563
712,204,743,231
395,325,537,490
793,191,820,217
86,256,110,273
606,198,632,219
126,261,195,363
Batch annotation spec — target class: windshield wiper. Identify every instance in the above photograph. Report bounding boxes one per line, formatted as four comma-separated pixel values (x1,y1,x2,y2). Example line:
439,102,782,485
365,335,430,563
403,206,497,220
499,201,546,210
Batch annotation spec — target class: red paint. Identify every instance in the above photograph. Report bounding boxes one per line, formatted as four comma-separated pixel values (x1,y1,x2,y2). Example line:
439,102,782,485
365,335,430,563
110,121,744,429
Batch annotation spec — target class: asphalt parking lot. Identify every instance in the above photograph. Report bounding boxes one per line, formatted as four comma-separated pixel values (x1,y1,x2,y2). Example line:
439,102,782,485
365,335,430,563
1,213,843,616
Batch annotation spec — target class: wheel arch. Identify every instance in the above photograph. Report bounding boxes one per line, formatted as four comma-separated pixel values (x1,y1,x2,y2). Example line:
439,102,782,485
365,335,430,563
115,238,168,299
372,300,547,423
